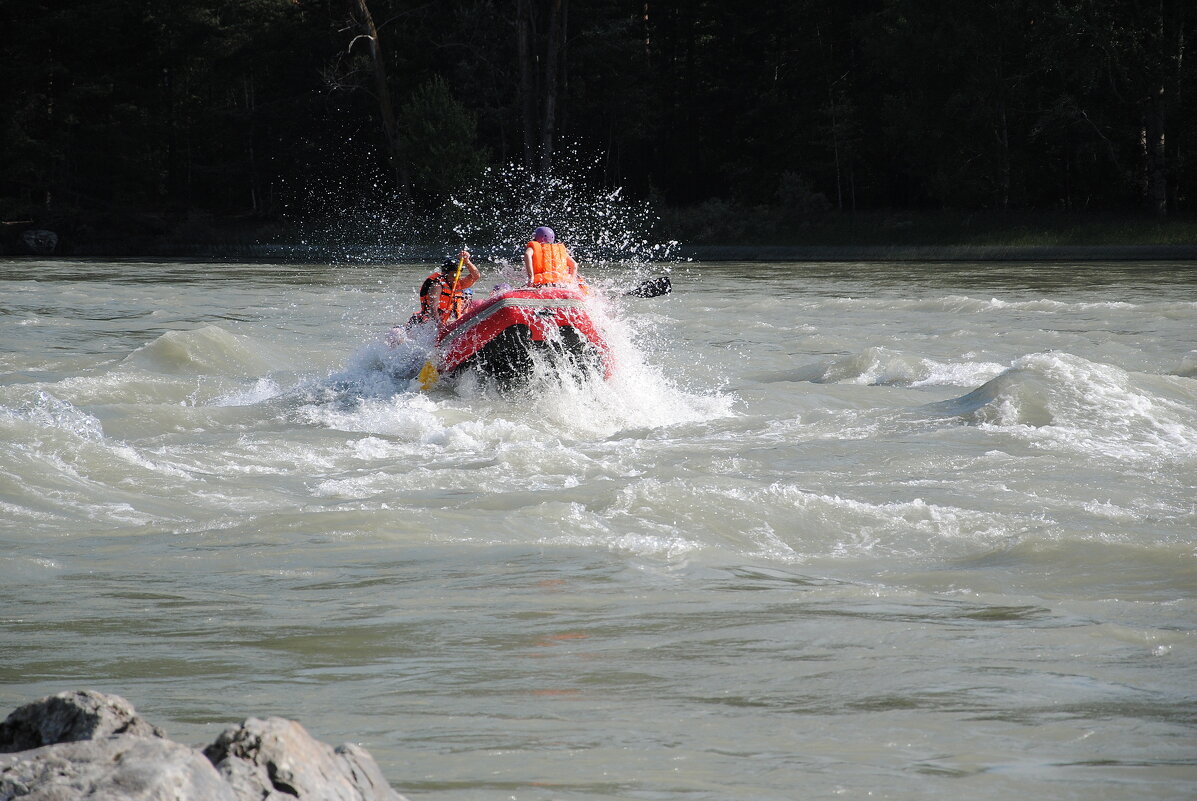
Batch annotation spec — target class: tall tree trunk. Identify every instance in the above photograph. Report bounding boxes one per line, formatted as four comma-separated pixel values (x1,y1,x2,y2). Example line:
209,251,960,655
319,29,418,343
817,24,844,211
1141,0,1170,216
350,0,409,195
245,73,258,213
1172,0,1185,209
1144,88,1168,215
1140,0,1176,216
643,2,651,56
538,0,565,175
558,1,569,141
517,0,537,170
828,82,843,212
996,100,1011,209
45,62,55,209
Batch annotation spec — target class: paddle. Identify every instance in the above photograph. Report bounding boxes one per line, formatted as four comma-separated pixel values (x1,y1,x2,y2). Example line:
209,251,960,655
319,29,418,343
417,359,439,390
419,252,466,390
624,275,671,298
442,252,466,325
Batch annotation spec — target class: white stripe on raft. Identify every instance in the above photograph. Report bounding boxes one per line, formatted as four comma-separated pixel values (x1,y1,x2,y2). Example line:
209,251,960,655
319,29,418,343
438,296,588,349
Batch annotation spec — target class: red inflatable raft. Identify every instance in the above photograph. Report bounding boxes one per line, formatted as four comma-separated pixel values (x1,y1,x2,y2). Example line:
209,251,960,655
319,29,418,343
435,285,612,385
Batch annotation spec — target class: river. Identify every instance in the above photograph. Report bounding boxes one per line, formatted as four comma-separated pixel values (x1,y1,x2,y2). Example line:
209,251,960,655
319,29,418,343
2,257,1195,800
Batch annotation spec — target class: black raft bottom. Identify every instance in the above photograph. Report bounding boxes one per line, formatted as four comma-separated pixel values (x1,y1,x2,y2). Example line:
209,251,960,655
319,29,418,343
462,324,604,390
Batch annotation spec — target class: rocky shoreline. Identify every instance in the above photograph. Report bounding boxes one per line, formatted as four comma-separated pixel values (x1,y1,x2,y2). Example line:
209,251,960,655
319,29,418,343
0,690,408,801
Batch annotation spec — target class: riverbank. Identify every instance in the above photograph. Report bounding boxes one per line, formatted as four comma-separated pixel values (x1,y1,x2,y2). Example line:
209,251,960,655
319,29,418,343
681,243,1197,262
8,242,1195,263
4,208,1195,262
662,207,1197,261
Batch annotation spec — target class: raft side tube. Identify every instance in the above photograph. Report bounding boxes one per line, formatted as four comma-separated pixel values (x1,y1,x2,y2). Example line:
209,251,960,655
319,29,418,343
437,287,611,381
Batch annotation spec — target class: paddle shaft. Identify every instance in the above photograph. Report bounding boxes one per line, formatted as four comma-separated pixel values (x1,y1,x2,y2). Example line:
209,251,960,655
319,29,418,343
441,253,466,324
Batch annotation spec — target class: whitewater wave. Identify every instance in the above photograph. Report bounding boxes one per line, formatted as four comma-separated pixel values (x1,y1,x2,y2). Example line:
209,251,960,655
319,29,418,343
932,351,1197,462
123,325,277,377
805,347,1006,388
0,391,198,533
921,296,1139,314
1176,351,1197,378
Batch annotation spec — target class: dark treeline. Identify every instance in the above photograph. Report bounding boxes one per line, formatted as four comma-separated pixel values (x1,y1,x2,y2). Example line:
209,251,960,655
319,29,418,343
1,0,1194,248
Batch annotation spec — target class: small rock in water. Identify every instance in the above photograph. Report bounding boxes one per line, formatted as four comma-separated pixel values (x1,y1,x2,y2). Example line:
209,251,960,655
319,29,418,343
0,690,409,801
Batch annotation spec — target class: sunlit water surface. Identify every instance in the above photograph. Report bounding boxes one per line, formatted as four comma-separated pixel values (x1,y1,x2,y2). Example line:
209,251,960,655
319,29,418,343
2,258,1195,800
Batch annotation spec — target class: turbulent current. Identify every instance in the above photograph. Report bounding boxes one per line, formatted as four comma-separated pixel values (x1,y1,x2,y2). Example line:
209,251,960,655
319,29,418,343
2,258,1195,800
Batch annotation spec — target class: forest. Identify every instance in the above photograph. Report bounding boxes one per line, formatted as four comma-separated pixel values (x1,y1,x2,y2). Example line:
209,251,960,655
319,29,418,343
1,0,1194,254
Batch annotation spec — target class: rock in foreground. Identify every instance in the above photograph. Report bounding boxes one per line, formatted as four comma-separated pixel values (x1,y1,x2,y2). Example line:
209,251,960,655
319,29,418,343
0,689,165,752
0,691,408,801
0,736,237,801
205,717,402,801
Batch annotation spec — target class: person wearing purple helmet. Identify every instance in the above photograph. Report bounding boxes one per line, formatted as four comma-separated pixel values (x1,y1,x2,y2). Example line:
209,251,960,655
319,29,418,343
523,226,581,288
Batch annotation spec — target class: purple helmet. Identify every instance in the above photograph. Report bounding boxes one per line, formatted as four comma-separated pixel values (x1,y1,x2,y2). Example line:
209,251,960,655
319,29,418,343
532,226,555,243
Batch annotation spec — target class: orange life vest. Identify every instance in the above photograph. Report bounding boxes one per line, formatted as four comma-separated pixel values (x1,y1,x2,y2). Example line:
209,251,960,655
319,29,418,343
419,271,467,322
527,241,572,285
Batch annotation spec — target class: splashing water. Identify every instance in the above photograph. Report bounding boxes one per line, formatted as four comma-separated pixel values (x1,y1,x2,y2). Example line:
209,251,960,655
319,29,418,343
309,279,730,443
283,147,681,284
280,148,703,435
444,151,679,270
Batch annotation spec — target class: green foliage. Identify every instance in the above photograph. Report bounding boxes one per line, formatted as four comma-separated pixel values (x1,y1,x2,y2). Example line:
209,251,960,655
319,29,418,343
401,76,489,202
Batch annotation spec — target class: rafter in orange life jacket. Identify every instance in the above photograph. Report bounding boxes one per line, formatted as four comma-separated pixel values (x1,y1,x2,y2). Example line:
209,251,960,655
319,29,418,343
418,271,468,322
527,240,573,285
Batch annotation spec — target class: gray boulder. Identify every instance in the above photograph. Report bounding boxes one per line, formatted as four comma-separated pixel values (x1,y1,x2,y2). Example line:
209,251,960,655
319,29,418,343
0,736,236,801
204,717,406,801
0,690,164,753
0,692,408,801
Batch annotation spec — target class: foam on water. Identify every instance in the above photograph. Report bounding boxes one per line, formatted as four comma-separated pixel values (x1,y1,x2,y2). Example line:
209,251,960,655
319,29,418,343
559,475,1030,564
937,351,1197,462
211,377,285,407
882,294,1181,315
812,346,1006,387
1,390,106,442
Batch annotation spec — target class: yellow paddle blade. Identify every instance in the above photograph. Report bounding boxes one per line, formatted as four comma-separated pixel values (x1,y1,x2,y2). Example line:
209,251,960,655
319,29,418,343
418,360,439,390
